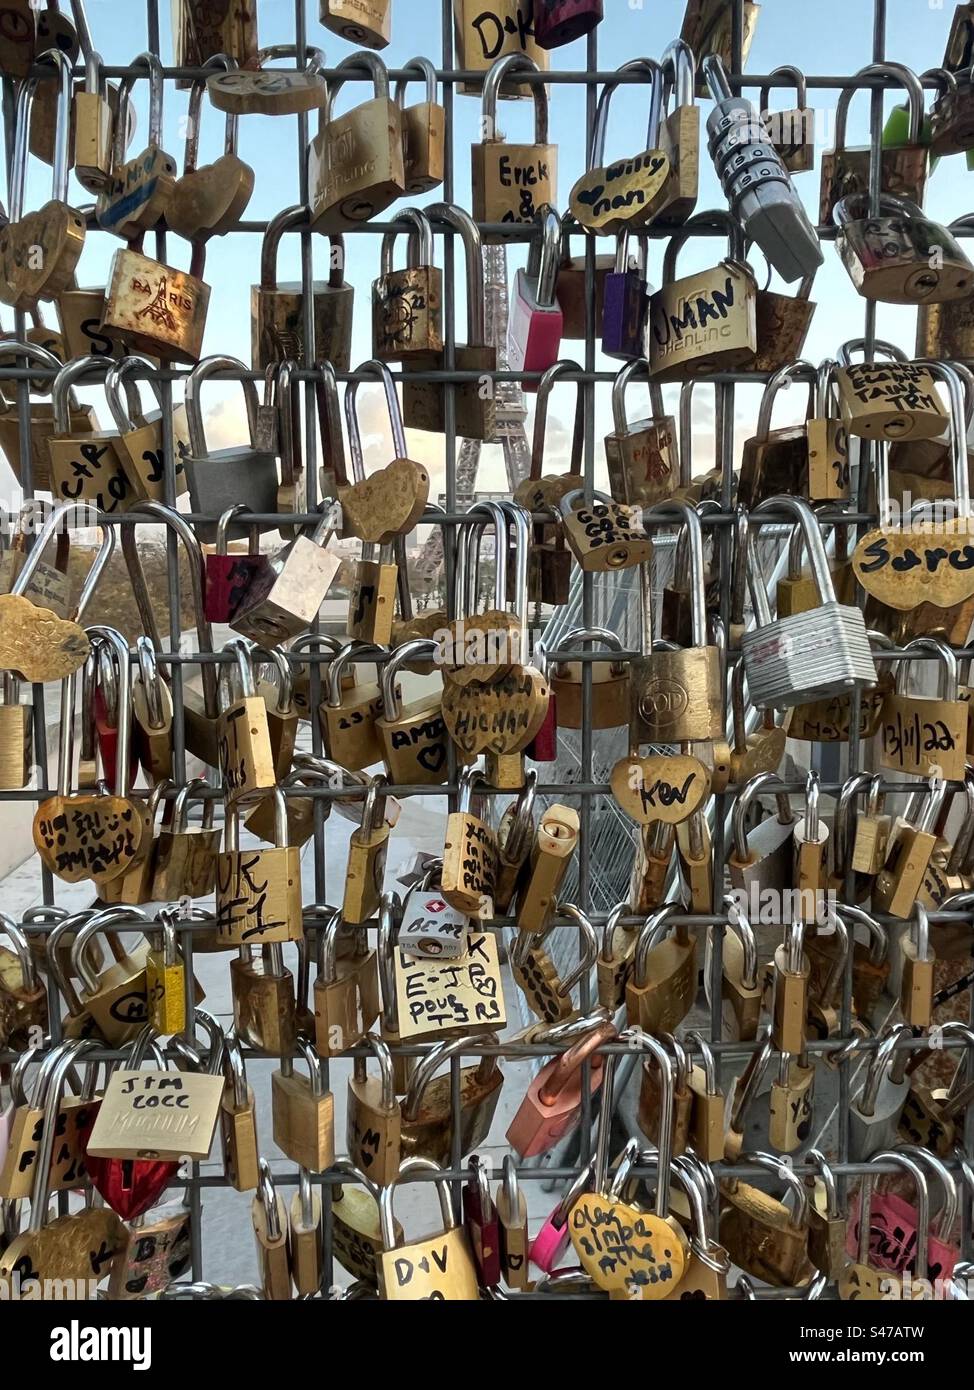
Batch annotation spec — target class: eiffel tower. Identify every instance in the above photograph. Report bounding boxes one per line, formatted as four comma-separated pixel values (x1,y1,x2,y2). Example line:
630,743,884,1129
136,276,177,334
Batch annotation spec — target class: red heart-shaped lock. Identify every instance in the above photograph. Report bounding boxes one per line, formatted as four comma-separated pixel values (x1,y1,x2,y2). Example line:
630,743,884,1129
81,1120,177,1222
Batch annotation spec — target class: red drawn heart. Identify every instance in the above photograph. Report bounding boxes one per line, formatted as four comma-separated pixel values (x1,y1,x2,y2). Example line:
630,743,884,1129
80,1113,176,1221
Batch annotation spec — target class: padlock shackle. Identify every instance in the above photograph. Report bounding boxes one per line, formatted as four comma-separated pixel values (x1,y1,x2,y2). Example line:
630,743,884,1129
731,771,795,862
589,57,662,170
322,49,391,126
646,499,708,647
0,340,64,411
85,625,135,797
835,336,907,368
380,1155,455,1251
379,206,435,277
546,901,598,996
611,358,664,437
121,502,218,718
753,494,838,606
833,62,925,150
869,1148,931,1275
345,359,409,483
662,208,746,285
755,359,816,442
839,902,888,967
481,53,548,143
660,39,696,114
802,768,821,842
832,190,927,229
185,354,261,463
104,354,164,434
499,768,537,866
255,1157,283,1241
402,1031,501,1121
50,352,115,435
457,500,508,618
380,638,437,720
738,1150,811,1232
633,902,679,981
832,772,873,878
895,635,958,701
260,204,310,289
113,50,166,167
0,912,38,992
378,891,399,1031
427,203,486,347
184,52,239,175
671,1153,726,1260
29,47,74,211
219,636,259,703
912,360,970,518
354,1031,396,1111
172,776,214,833
70,905,151,996
685,1028,718,1095
26,1038,100,1229
759,63,808,113
724,894,759,989
599,899,630,964
327,639,386,707
394,55,438,109
701,53,733,103
531,359,585,481
619,1026,678,1219
816,907,849,1009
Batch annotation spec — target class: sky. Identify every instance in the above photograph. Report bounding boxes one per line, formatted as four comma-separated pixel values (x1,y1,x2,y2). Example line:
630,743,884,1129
2,0,970,504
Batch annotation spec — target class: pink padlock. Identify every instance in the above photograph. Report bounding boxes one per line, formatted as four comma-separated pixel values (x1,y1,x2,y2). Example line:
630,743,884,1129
507,1019,614,1156
204,503,269,622
848,1145,959,1290
508,206,564,391
530,1162,595,1274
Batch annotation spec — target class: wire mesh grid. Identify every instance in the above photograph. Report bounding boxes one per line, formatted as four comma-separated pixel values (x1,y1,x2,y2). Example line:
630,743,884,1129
0,0,970,1300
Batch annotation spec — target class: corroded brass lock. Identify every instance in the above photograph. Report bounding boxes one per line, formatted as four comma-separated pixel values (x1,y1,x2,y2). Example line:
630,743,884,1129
309,52,405,233
251,205,352,371
372,207,443,362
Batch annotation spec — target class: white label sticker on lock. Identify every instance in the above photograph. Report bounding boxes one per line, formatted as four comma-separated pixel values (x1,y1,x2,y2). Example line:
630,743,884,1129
399,891,470,961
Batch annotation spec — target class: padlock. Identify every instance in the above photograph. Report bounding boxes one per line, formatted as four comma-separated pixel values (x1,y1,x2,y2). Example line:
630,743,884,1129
625,903,698,1036
454,0,549,96
44,355,136,514
741,495,877,709
511,361,584,579
655,38,700,227
0,503,72,620
845,1026,912,1160
513,902,596,1023
558,486,651,576
549,628,629,729
376,639,448,787
172,0,259,86
399,1034,504,1162
216,639,276,807
271,1037,334,1173
930,53,974,154
334,360,430,544
0,916,47,1049
394,57,445,193
231,505,342,647
532,0,602,47
182,354,279,545
207,43,327,116
216,788,303,947
769,920,810,1056
0,50,85,311
372,207,443,361
917,214,974,357
631,500,722,743
251,1160,291,1301
751,258,817,376
73,48,122,194
596,900,638,1011
472,53,557,237
101,235,210,365
834,193,974,304
835,339,949,446
167,55,255,242
729,663,785,784
681,0,759,96
601,229,649,361
342,775,391,926
346,1033,401,1186
68,911,151,1047
377,1157,479,1301
507,1017,614,1157
0,341,97,490
441,768,498,919
320,0,391,47
320,640,395,773
702,55,823,283
873,776,947,919
839,1148,940,1301
314,906,380,1058
0,0,38,79
513,805,579,938
251,204,352,371
720,1151,814,1288
569,57,670,236
144,912,189,1036
604,358,678,508
232,941,299,1058
899,902,936,1027
555,210,615,338
402,203,497,439
802,1150,848,1282
95,52,176,239
56,282,130,363
727,773,796,920
508,204,564,384
791,768,829,925
202,505,265,624
648,209,757,380
759,64,815,173
308,51,405,233
151,779,220,902
879,637,968,783
820,61,928,224
104,354,191,503
637,1032,694,1157
0,671,32,791
348,536,398,646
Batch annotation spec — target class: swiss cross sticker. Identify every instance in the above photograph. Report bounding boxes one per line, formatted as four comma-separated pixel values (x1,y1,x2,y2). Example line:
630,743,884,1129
424,898,447,913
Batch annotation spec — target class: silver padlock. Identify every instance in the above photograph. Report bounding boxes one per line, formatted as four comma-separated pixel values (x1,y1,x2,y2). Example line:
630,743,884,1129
182,354,280,545
399,861,469,962
703,55,822,283
741,494,877,708
728,771,796,920
846,1024,912,1161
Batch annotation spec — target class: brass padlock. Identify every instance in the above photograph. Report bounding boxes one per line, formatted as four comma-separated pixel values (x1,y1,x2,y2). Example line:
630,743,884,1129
251,204,352,371
73,50,132,194
343,775,391,926
549,628,630,729
648,209,757,380
0,341,94,490
819,61,928,223
752,261,816,373
320,640,395,773
395,57,445,193
402,203,497,440
655,39,700,227
556,211,615,338
737,359,815,510
216,788,303,947
441,768,499,919
834,193,974,305
336,360,430,545
320,0,391,47
459,0,552,85
217,639,277,808
472,53,557,238
834,339,948,442
372,207,443,362
45,356,134,515
376,639,449,787
604,357,678,507
56,285,130,363
95,52,176,239
681,0,759,97
167,55,256,242
206,43,327,116
151,778,221,902
104,354,191,502
0,50,85,311
917,214,974,357
101,240,210,364
173,0,259,87
309,51,405,233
